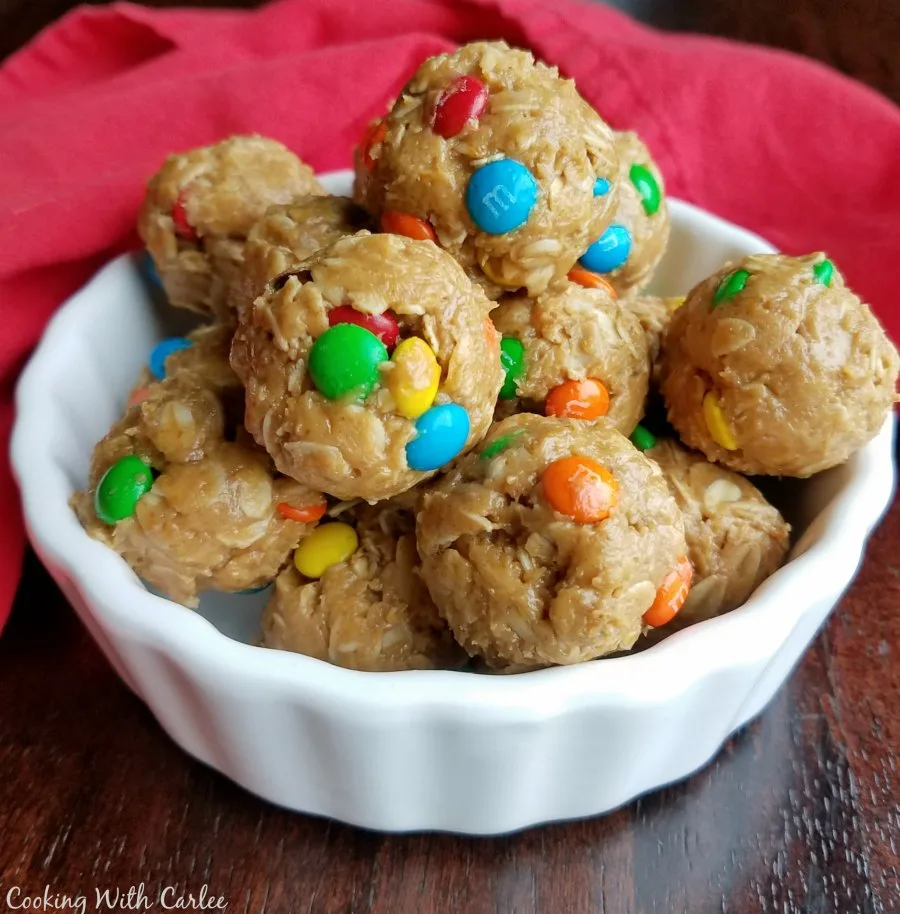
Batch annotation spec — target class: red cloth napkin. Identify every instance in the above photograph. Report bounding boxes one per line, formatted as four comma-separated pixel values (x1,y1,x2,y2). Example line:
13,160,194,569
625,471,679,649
1,0,898,629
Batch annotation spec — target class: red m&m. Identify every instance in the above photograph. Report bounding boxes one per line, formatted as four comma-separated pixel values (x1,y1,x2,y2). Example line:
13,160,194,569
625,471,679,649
328,305,400,350
432,76,489,138
171,190,197,243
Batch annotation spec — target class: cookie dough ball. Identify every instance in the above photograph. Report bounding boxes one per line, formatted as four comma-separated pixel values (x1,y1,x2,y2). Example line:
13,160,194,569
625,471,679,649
580,131,670,296
260,498,464,671
232,231,503,501
139,136,324,319
648,438,790,629
491,282,650,434
73,381,321,607
235,195,372,314
416,414,688,670
660,253,899,476
355,41,618,298
624,293,685,382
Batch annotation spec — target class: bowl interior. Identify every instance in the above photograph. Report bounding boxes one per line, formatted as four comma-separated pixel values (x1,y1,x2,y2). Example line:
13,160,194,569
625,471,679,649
15,170,893,653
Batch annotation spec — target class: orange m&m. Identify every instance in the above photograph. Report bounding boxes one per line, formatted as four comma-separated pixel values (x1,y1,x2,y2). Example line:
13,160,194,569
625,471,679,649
643,557,693,628
380,211,438,243
545,378,610,421
277,501,327,524
542,456,618,524
360,120,387,172
567,267,618,298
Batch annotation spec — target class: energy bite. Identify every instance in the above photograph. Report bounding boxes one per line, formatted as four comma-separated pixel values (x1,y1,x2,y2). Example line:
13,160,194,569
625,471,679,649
231,231,503,501
660,253,899,476
73,379,322,607
139,136,324,319
355,41,618,298
235,195,372,315
647,438,790,630
260,497,464,671
491,282,650,434
416,414,689,670
580,131,670,296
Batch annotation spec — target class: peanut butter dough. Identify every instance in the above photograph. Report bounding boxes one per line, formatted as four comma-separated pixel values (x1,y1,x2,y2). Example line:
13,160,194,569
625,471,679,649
260,497,464,671
660,253,899,476
231,231,503,501
355,41,618,298
139,136,324,319
416,414,687,670
647,438,790,630
490,282,650,434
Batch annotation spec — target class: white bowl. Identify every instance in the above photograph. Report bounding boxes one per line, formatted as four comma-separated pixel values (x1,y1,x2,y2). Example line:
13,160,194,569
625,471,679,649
11,171,896,835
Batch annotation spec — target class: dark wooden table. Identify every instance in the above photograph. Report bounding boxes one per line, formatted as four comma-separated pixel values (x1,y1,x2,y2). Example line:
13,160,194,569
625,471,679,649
1,2,898,912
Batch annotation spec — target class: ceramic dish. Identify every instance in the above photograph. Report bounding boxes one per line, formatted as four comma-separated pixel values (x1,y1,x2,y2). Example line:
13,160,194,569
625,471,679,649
11,171,896,834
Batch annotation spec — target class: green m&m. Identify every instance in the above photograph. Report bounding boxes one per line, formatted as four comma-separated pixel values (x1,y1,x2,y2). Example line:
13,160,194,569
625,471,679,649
629,424,657,452
499,337,525,400
814,258,834,287
629,164,662,217
308,323,389,401
712,268,751,307
480,430,524,461
95,455,154,525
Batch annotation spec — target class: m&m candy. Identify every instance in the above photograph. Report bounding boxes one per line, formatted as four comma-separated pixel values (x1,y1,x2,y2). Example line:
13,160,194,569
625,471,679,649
567,267,618,298
629,164,662,217
499,337,525,400
293,523,359,579
593,177,611,197
432,75,489,138
406,403,470,471
277,501,328,524
171,190,197,242
542,456,618,524
579,225,632,274
629,424,656,452
466,159,538,235
360,119,387,172
95,455,154,525
128,386,151,408
149,337,193,380
328,305,400,350
814,258,834,287
142,251,162,289
380,211,438,243
387,337,441,419
703,392,738,450
308,324,388,401
480,431,523,461
643,557,693,627
545,378,610,420
712,268,750,306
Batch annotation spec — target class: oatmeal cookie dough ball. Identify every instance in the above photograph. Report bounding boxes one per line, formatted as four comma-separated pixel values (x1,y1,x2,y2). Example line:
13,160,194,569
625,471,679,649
579,132,670,296
235,195,372,314
261,497,464,671
491,282,650,434
355,41,618,298
232,231,503,501
139,136,325,319
416,414,689,670
624,293,685,380
73,380,323,607
660,253,899,477
647,438,790,629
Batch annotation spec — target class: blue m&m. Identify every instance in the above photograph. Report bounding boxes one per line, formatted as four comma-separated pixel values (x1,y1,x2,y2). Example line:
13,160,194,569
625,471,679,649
149,337,193,380
579,224,632,274
465,159,538,235
593,177,611,197
406,403,470,471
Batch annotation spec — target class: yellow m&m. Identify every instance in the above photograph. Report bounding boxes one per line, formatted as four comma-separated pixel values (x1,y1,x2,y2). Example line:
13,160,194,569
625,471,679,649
294,523,359,579
387,337,441,419
703,391,738,451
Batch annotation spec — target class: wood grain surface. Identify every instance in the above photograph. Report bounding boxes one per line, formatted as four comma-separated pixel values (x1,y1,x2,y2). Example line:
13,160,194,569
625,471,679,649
1,2,899,913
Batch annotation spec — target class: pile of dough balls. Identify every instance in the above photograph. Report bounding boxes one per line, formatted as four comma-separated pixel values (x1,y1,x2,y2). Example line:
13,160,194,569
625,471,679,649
76,42,899,674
